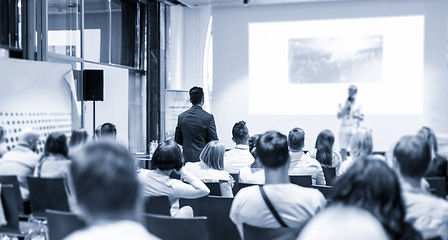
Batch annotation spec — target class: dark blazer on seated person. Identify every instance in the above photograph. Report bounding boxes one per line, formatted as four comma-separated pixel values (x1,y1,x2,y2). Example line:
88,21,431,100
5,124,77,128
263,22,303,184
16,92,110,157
175,105,218,163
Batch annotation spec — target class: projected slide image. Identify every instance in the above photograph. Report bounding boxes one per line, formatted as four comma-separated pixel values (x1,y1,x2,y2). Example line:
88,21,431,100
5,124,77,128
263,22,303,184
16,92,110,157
288,35,383,84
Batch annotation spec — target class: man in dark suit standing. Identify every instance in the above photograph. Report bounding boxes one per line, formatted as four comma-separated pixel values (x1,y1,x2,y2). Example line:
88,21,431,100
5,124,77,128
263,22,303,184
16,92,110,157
175,86,218,163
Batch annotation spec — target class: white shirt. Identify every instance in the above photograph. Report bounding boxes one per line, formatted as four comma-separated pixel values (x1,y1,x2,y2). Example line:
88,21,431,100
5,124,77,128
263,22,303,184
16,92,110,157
183,161,233,184
339,99,362,128
183,161,234,196
230,184,325,235
138,169,210,215
288,151,325,185
338,157,356,176
239,167,265,184
0,145,39,200
224,145,254,174
64,220,158,240
401,179,448,240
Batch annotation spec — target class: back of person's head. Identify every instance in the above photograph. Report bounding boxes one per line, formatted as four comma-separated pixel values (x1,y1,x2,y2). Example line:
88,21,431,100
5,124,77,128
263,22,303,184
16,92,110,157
100,123,117,139
315,129,335,166
298,206,388,240
69,129,89,147
248,134,261,158
200,140,226,170
288,127,305,151
44,132,68,158
151,140,183,171
350,127,373,159
0,126,5,142
189,86,204,106
94,125,102,139
394,135,431,179
331,157,405,239
232,121,249,144
257,131,289,169
70,141,140,221
417,126,438,154
18,128,40,150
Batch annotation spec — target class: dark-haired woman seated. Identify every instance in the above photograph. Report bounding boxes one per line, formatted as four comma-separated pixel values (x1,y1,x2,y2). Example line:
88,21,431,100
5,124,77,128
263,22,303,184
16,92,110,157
138,140,210,217
34,132,71,179
330,157,422,240
306,129,342,173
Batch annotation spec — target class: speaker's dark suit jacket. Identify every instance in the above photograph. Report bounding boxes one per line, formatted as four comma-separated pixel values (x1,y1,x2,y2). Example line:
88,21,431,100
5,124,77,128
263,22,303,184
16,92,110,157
175,105,218,163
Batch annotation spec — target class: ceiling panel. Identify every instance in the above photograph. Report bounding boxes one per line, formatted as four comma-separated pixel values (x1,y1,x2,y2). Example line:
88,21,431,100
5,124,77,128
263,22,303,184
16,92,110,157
175,0,360,7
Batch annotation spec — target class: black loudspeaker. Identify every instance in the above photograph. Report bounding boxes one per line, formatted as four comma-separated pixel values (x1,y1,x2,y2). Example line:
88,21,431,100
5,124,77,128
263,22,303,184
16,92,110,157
83,69,104,101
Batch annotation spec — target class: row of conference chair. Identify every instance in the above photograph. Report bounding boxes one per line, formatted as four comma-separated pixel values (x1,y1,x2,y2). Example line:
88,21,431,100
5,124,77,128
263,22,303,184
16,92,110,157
45,208,300,240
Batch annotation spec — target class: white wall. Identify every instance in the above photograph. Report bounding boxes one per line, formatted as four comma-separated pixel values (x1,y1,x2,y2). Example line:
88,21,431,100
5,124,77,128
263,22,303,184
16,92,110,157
211,0,448,151
83,63,129,147
0,58,73,152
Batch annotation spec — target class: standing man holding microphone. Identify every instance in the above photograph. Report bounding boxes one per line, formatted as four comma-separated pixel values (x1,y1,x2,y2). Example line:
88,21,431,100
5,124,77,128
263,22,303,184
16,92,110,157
337,85,364,161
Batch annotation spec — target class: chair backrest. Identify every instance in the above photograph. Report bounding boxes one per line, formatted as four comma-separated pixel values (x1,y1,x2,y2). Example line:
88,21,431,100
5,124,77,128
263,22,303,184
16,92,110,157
310,185,333,199
0,184,20,234
425,177,447,198
322,167,336,186
289,175,312,187
27,177,70,216
230,173,240,195
144,196,171,216
179,196,208,217
243,223,301,240
205,182,222,196
46,209,86,240
0,175,24,214
144,213,209,240
206,196,241,240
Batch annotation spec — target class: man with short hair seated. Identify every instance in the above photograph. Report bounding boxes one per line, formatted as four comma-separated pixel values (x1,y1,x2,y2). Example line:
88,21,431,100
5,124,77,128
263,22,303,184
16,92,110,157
65,141,158,240
99,122,117,140
230,131,325,237
394,135,448,240
287,128,325,185
224,121,254,173
0,129,40,201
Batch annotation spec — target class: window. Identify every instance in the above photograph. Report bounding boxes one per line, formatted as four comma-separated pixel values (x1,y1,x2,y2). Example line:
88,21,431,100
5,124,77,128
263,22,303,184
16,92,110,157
84,0,140,67
0,0,25,56
47,0,81,58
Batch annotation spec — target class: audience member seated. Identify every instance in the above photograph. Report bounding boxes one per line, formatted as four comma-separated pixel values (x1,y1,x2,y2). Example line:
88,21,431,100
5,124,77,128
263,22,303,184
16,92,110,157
287,128,325,185
224,121,254,173
0,126,6,158
230,131,325,237
69,129,89,155
94,125,102,139
298,206,389,240
306,129,342,173
239,134,265,184
34,132,71,179
418,127,448,188
0,129,39,200
248,134,261,158
65,141,157,240
34,132,76,212
338,127,372,176
99,123,117,140
394,135,448,240
138,140,209,217
184,140,234,197
331,156,422,240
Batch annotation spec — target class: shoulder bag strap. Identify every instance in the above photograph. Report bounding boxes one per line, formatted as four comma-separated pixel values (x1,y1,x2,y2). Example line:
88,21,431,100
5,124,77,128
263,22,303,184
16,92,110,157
259,185,289,228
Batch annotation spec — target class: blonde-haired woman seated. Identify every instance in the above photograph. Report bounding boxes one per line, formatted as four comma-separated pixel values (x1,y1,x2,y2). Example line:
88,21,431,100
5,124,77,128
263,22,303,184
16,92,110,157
338,127,373,176
184,141,234,197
